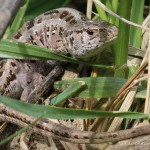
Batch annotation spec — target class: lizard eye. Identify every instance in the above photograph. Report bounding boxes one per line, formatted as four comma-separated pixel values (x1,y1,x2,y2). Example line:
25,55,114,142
87,30,94,35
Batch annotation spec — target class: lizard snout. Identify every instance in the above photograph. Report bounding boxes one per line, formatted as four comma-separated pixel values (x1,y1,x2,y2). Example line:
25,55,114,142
109,25,118,37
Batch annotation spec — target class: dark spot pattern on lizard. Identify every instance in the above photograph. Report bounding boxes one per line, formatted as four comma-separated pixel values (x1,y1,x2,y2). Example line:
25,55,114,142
60,11,69,19
69,38,73,47
58,131,70,138
30,35,37,45
37,18,42,24
0,61,5,69
76,30,83,34
10,62,17,67
14,32,22,39
74,135,79,139
70,19,77,24
7,73,16,83
59,27,64,35
65,16,74,22
131,131,137,134
108,134,118,138
27,20,34,29
39,37,44,45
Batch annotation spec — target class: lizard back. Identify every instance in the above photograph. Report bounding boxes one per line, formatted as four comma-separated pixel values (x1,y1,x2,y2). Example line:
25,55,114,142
13,8,118,58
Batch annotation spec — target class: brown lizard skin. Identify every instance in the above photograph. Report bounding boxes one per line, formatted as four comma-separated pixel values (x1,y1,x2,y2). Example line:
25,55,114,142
0,8,118,101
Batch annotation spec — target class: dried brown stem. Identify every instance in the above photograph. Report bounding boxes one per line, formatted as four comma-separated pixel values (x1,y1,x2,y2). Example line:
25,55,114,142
115,61,148,99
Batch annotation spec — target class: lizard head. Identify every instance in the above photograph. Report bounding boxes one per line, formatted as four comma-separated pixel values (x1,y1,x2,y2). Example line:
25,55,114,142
65,20,118,59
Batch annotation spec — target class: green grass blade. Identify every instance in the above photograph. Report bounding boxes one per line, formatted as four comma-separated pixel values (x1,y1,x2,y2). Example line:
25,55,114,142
0,39,115,70
114,0,132,66
0,96,148,119
112,0,119,26
54,77,127,98
136,90,146,99
113,0,132,78
105,0,116,24
51,81,85,106
112,0,119,12
54,77,146,99
61,0,72,7
94,1,108,21
3,0,30,39
129,0,144,48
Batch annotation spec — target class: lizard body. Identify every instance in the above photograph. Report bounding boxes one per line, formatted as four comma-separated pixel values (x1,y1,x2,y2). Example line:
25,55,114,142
0,7,118,101
13,8,118,58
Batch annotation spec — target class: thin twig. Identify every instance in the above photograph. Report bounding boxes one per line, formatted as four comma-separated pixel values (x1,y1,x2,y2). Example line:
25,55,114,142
93,0,149,31
86,0,93,19
144,31,150,115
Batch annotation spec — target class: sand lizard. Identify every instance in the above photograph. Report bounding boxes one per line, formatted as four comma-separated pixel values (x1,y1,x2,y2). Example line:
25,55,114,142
0,8,150,143
0,8,118,101
1,8,147,144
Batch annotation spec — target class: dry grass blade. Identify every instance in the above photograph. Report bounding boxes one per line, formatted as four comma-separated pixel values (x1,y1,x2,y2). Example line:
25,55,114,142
144,30,150,115
86,0,93,19
108,86,138,132
93,0,149,31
